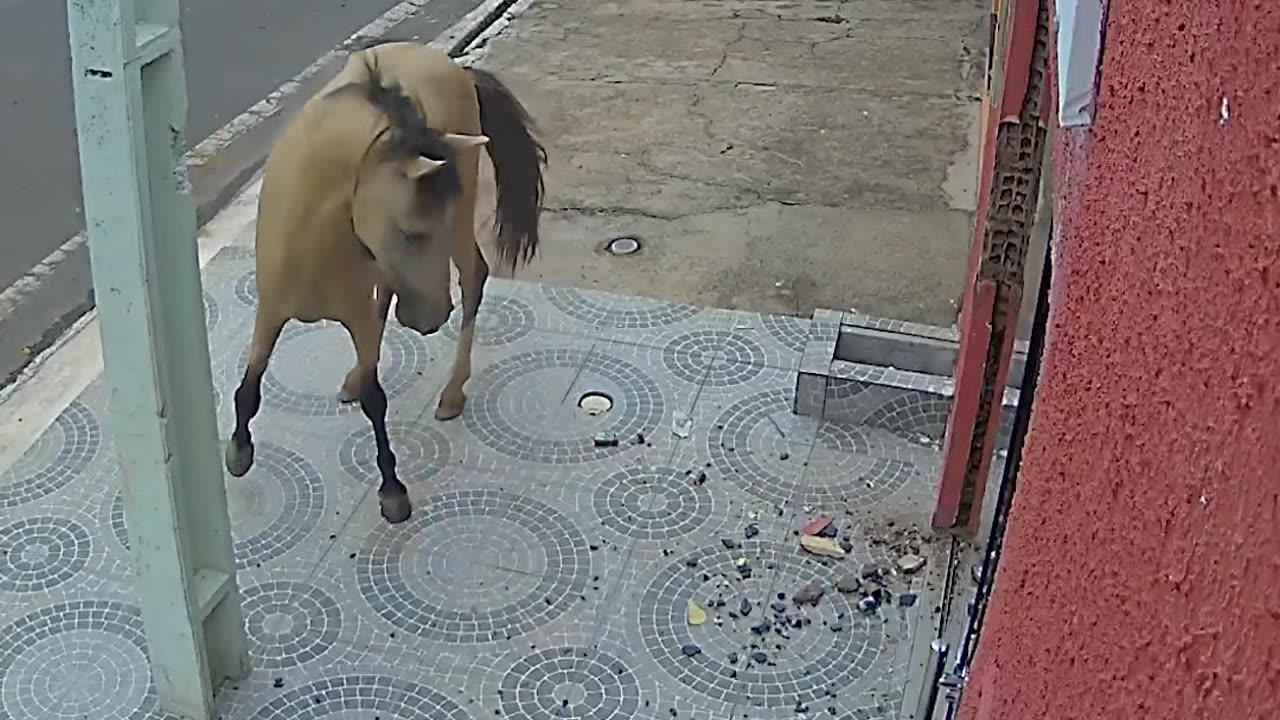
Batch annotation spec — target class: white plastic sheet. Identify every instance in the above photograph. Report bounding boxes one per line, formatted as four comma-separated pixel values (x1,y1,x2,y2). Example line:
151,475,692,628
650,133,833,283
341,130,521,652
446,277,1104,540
1055,0,1105,127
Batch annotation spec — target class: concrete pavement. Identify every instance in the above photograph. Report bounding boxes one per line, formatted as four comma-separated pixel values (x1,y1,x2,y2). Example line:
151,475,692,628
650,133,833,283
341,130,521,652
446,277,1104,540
467,0,988,325
0,0,485,388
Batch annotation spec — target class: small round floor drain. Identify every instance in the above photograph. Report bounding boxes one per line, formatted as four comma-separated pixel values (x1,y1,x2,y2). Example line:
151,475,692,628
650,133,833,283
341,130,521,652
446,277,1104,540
577,392,614,415
605,235,641,256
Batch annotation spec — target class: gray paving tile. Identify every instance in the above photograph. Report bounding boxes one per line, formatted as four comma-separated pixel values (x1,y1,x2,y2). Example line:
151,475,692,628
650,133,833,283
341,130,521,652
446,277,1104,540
0,245,950,720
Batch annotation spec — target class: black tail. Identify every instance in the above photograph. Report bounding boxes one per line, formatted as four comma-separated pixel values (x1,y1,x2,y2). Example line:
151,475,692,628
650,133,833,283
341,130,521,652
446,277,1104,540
469,68,546,269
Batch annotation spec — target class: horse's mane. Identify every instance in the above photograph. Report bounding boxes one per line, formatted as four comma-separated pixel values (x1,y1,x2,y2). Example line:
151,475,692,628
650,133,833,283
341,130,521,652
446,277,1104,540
336,52,462,199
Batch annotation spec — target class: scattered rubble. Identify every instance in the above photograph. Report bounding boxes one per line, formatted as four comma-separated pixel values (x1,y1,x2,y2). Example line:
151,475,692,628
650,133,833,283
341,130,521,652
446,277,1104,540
671,411,692,438
835,575,861,594
799,535,845,558
592,431,618,447
793,581,825,606
801,514,832,536
896,554,926,575
687,600,708,626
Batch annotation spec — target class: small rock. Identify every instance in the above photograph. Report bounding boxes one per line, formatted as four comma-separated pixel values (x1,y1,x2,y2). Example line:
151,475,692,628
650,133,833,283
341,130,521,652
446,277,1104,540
672,411,692,438
684,558,699,568
687,600,708,626
592,432,619,447
750,651,768,664
839,538,854,553
722,538,739,550
744,523,760,539
728,652,739,664
793,581,825,606
681,644,702,657
771,601,788,614
897,554,927,575
818,522,838,539
634,433,646,445
799,535,846,558
861,564,885,580
779,451,790,461
801,514,832,536
898,593,919,608
272,678,284,689
830,622,844,632
751,620,771,635
835,575,861,594
739,598,752,616
858,595,880,614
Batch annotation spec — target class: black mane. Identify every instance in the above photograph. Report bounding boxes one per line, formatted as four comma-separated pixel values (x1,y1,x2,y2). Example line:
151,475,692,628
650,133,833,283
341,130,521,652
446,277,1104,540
350,54,462,199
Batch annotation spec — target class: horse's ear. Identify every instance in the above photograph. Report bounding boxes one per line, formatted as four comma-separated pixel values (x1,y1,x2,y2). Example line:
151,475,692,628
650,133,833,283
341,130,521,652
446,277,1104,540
405,156,447,179
443,133,490,150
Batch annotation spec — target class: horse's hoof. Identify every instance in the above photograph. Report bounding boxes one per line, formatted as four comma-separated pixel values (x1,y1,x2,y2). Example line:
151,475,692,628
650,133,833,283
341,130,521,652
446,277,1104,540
379,491,412,524
224,440,254,477
337,385,359,404
434,404,463,421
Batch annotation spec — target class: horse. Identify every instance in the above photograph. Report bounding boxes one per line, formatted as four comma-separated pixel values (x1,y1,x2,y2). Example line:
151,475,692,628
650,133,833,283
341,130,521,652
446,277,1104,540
223,41,546,524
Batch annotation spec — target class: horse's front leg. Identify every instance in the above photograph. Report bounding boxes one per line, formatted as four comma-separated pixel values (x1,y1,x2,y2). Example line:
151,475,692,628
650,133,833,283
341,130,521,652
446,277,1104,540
341,309,410,523
435,243,488,421
225,310,287,477
338,283,391,403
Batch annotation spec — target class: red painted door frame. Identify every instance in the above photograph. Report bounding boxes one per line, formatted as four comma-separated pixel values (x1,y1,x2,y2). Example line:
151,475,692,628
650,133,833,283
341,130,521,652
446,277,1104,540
934,0,1052,535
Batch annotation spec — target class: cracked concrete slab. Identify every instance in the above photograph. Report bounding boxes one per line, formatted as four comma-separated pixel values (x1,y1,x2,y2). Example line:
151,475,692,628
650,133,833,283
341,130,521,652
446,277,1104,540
471,0,987,326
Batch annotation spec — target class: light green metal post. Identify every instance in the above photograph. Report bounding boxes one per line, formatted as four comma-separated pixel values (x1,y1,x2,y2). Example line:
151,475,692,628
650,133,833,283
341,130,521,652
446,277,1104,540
66,1,248,717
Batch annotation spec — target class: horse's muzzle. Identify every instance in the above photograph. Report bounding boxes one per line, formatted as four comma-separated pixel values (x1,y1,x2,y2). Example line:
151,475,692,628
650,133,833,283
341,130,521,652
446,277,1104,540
395,295,451,336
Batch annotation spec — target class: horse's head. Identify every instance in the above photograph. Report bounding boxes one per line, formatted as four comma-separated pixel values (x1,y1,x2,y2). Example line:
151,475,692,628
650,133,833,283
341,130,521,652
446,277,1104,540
348,64,488,335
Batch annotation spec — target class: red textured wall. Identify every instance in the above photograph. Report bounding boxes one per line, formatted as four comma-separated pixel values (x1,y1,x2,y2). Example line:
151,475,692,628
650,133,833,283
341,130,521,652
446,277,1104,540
959,1,1280,719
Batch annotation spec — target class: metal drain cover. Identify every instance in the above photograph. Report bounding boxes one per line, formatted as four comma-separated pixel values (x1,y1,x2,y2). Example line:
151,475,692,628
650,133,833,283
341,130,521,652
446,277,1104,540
606,235,641,256
578,392,614,415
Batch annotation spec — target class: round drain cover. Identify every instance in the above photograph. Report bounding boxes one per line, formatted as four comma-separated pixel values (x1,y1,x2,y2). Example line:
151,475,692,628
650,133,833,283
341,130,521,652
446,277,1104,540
606,235,641,256
578,392,614,415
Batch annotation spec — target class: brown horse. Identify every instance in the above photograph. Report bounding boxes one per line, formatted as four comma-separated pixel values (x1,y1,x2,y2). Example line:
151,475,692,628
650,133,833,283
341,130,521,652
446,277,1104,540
224,41,545,524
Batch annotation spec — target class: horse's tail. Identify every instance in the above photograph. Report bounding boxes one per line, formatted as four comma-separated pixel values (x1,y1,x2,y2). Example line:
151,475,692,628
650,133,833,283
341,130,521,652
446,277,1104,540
468,67,546,269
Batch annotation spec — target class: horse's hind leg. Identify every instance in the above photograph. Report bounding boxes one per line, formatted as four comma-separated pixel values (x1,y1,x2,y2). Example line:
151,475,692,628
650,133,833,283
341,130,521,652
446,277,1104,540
436,243,489,421
338,283,391,403
341,308,411,523
225,311,287,477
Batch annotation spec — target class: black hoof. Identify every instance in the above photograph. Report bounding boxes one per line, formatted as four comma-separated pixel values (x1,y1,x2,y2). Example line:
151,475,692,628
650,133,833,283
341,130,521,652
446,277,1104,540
224,439,254,477
379,490,412,524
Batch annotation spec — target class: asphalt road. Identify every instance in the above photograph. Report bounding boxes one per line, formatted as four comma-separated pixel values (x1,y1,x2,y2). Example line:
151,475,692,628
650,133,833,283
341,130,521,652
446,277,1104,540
0,0,482,387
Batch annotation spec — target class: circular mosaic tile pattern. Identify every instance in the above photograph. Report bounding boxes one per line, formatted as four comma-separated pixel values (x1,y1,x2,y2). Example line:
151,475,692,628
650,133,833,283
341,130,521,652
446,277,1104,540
466,348,665,465
224,443,325,569
0,516,93,593
242,322,429,417
203,291,221,334
338,420,451,489
249,674,472,720
593,466,713,542
233,268,258,307
441,295,535,347
661,330,768,387
864,393,952,443
0,400,101,509
543,285,703,329
807,454,919,506
706,389,807,507
639,543,885,707
242,580,342,671
356,488,591,644
0,600,154,720
760,314,809,353
817,422,874,455
500,646,641,720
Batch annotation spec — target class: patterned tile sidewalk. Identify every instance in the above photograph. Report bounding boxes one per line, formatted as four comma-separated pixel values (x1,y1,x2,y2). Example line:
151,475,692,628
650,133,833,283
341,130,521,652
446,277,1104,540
0,246,950,720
